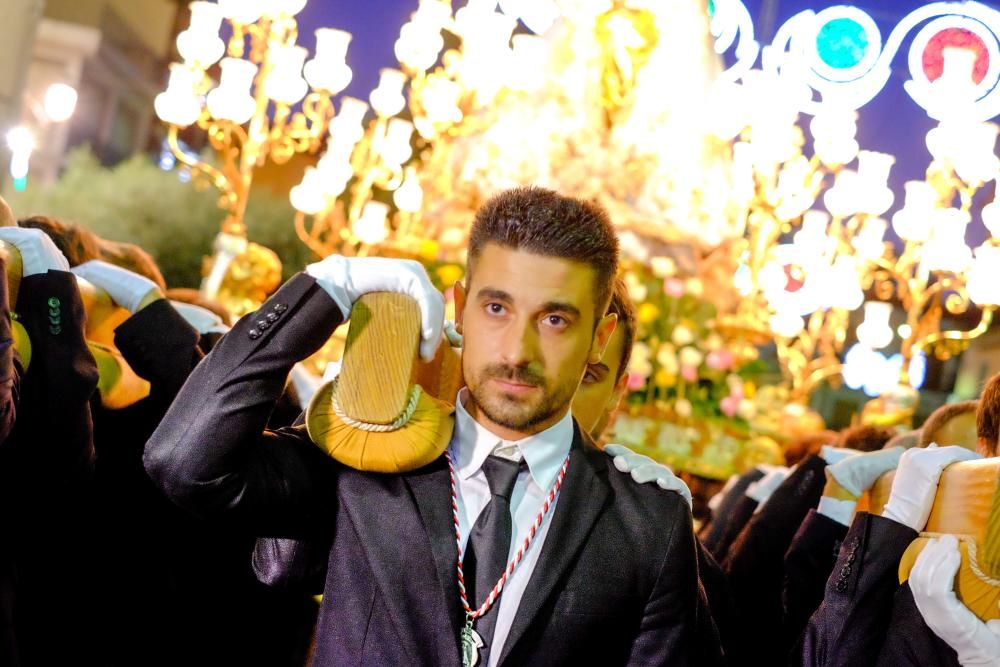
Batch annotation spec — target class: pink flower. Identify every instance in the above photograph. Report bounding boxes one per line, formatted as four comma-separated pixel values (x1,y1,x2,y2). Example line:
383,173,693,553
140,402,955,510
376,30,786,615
681,364,698,382
706,349,735,371
720,395,740,418
663,278,685,298
627,371,647,391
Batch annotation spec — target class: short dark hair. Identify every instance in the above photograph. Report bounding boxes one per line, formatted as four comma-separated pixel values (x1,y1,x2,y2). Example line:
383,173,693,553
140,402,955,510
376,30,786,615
18,216,100,266
784,430,838,466
838,424,893,452
606,277,636,384
467,187,619,320
919,400,978,448
977,373,1000,456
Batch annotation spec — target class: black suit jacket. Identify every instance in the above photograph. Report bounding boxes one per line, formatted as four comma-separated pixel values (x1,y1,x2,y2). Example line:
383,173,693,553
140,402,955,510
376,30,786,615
145,273,701,666
0,270,99,665
723,454,828,665
700,467,764,560
876,582,959,666
795,512,916,667
93,300,315,666
782,509,848,652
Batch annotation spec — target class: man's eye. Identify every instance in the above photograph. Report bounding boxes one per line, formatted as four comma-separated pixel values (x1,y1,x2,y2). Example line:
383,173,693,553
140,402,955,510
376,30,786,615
583,370,599,384
486,303,506,315
545,315,567,328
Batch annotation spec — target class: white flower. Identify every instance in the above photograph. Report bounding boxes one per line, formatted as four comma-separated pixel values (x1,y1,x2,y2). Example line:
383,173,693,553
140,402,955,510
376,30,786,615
672,325,695,347
674,398,693,418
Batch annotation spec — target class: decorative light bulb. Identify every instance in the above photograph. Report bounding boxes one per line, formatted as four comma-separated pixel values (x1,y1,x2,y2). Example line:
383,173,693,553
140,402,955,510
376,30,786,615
380,118,414,166
983,196,1000,239
207,58,257,124
967,243,1000,306
394,170,423,213
330,97,369,145
770,309,805,338
289,167,329,215
930,47,978,121
155,64,203,127
305,29,353,93
354,202,390,245
921,208,973,273
43,83,78,123
264,45,308,105
176,1,225,67
219,0,265,24
370,68,407,117
856,150,895,215
856,301,894,349
891,181,937,242
261,0,307,18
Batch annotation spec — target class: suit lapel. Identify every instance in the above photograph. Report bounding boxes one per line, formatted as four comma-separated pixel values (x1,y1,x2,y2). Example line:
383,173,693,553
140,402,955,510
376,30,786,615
498,428,611,664
339,459,462,666
406,458,467,639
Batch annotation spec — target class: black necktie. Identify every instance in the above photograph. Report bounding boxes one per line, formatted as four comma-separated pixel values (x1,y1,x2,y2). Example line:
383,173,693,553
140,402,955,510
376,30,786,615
463,454,523,657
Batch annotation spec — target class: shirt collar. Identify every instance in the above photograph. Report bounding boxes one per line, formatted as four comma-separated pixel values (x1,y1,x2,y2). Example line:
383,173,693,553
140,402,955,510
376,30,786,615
451,388,573,490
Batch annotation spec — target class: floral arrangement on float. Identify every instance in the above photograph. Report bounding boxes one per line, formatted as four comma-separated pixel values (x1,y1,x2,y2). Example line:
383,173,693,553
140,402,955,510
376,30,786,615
608,255,783,481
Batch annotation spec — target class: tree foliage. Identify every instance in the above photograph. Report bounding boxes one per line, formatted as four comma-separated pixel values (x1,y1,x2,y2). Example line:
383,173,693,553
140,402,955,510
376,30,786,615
9,148,316,288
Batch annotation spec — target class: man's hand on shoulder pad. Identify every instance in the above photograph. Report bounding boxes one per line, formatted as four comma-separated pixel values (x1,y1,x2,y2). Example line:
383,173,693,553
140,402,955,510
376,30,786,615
604,444,692,508
881,444,980,531
305,255,444,360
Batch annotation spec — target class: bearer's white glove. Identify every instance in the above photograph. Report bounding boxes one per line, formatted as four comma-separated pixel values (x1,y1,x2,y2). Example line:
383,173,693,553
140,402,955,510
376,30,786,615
910,534,1000,667
0,227,69,276
604,444,692,508
746,466,789,506
820,444,861,466
169,301,230,334
305,255,444,360
72,260,161,313
827,447,904,498
882,444,981,531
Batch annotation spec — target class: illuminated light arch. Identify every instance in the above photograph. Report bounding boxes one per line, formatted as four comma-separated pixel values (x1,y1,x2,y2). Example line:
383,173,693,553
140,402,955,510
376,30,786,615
713,1,1000,120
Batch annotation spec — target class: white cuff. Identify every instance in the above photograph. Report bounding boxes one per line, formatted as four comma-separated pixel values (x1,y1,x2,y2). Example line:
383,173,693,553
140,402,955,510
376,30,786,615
817,496,857,527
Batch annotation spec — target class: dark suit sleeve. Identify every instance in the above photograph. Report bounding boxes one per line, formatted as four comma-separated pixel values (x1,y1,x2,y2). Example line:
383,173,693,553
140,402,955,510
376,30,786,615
794,513,917,667
15,270,99,480
723,454,828,665
114,298,203,401
252,535,331,592
143,274,346,536
625,502,701,665
875,583,960,666
782,509,848,650
700,468,764,558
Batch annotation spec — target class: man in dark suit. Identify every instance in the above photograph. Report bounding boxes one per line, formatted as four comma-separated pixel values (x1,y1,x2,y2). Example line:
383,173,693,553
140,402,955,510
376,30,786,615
145,186,701,666
0,226,100,665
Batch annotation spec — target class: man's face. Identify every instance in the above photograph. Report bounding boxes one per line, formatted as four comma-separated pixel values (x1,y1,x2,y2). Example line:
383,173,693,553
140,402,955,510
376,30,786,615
455,244,616,440
572,323,628,441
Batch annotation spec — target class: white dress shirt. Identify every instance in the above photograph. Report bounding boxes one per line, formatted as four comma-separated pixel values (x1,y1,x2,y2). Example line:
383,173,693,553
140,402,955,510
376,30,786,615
449,388,573,666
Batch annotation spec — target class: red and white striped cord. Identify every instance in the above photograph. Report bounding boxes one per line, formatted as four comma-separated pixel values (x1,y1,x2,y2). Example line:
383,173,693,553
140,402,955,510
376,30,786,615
446,450,570,620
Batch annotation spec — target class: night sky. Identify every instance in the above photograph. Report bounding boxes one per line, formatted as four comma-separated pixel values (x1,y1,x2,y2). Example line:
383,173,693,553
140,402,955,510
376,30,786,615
298,0,1000,242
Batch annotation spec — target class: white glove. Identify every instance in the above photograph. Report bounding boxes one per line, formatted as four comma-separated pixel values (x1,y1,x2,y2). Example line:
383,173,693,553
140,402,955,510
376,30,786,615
910,534,1000,666
820,444,862,465
169,301,231,334
0,227,69,276
816,497,858,527
72,260,161,313
827,447,904,498
882,445,981,531
443,320,463,347
604,444,693,508
305,255,444,361
746,466,789,505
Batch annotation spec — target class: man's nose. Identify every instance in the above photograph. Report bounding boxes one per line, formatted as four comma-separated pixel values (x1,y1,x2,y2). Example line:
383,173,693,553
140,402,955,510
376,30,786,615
498,317,538,367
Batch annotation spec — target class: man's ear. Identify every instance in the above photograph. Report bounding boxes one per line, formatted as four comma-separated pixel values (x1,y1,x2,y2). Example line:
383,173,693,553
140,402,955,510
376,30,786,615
606,371,629,414
453,281,466,334
589,313,617,365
